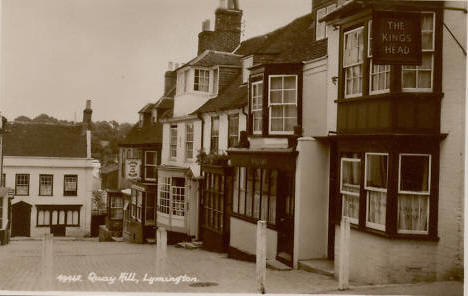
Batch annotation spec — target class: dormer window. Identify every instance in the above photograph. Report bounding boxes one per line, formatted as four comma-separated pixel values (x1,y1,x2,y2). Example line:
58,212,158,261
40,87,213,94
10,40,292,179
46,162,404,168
316,4,337,40
194,69,210,92
152,109,157,124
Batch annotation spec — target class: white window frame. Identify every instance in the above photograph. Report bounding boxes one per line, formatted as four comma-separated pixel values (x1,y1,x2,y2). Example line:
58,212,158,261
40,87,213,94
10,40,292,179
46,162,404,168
364,152,388,231
228,113,240,148
212,67,219,95
343,26,364,98
170,125,177,160
144,151,157,181
368,20,391,95
340,157,361,225
15,174,29,196
158,177,171,215
251,81,263,135
210,117,220,154
194,68,210,92
185,123,194,160
268,74,298,135
402,12,435,93
110,196,124,220
397,153,431,234
316,4,336,40
39,174,53,196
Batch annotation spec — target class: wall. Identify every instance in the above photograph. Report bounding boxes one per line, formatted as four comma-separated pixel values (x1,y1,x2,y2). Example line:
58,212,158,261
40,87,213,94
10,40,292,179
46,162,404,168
326,23,339,134
302,57,328,137
293,138,329,267
4,156,96,237
229,217,278,260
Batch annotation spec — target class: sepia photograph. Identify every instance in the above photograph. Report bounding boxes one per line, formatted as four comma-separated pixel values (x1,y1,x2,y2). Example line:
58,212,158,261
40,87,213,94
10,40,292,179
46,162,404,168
0,0,465,295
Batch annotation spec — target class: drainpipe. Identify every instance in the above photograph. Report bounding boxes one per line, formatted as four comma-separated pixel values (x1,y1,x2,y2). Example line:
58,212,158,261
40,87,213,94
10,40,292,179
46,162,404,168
196,113,205,154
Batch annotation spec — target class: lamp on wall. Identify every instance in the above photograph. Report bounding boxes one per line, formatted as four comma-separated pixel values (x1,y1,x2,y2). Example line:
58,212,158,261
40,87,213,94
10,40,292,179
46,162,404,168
331,76,338,85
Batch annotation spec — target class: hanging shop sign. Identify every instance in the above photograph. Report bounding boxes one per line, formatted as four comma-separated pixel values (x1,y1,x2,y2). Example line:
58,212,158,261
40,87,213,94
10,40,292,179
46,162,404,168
126,159,141,180
372,11,421,65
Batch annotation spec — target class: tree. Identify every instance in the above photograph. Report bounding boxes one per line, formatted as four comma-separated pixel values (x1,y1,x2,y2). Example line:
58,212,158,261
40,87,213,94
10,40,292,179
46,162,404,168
14,115,31,122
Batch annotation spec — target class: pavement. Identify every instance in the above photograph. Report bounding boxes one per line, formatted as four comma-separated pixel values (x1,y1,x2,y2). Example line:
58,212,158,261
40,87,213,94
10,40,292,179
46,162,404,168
0,238,463,295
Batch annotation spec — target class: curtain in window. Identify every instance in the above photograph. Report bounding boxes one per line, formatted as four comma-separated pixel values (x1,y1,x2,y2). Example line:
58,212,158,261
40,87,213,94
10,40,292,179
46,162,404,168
398,194,428,232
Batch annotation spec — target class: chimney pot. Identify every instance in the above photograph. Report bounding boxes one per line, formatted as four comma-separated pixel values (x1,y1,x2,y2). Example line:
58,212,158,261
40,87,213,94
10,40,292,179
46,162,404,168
86,99,91,110
202,19,211,31
219,0,226,9
168,62,173,71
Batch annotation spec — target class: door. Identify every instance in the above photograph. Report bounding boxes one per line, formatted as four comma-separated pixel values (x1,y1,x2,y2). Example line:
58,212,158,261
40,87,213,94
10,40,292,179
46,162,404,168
276,171,295,266
11,202,31,237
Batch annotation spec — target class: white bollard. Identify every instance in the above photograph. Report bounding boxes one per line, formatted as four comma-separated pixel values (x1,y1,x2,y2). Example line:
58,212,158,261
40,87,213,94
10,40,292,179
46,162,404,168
338,217,350,290
41,233,54,289
256,220,266,294
156,227,167,276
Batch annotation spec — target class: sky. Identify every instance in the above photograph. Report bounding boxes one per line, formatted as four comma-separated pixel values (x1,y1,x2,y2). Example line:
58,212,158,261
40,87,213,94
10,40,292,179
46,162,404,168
0,0,311,123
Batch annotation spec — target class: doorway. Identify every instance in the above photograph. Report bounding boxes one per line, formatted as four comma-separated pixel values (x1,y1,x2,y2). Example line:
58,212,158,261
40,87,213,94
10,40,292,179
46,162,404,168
276,171,295,267
11,202,31,237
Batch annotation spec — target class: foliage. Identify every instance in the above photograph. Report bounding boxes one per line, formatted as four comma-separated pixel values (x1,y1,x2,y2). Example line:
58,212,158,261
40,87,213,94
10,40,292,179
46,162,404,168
196,150,229,166
91,190,107,214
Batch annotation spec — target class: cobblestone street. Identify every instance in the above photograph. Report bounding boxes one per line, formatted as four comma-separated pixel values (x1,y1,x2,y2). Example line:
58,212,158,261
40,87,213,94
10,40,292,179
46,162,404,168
0,238,341,294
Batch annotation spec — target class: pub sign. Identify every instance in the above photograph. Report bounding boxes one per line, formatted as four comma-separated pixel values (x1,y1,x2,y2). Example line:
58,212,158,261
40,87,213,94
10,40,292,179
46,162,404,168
126,159,141,180
372,11,421,65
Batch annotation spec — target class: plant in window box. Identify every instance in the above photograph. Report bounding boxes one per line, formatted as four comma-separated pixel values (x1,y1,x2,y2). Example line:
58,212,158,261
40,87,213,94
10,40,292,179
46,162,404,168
196,150,229,166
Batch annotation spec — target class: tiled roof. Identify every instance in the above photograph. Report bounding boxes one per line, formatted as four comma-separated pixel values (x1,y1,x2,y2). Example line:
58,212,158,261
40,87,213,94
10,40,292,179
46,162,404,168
154,97,174,110
119,122,163,146
178,50,241,71
138,103,154,114
3,122,87,158
235,13,327,63
193,74,247,114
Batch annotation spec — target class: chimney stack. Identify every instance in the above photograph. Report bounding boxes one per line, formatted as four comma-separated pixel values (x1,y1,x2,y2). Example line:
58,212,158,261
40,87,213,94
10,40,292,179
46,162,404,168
164,63,177,95
202,19,211,32
219,0,226,9
83,99,92,129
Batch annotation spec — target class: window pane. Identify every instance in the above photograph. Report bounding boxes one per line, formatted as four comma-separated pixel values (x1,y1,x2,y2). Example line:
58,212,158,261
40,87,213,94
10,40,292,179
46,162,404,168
341,159,361,193
284,76,296,89
271,106,282,117
271,119,283,131
270,90,282,103
270,77,282,89
399,155,430,193
422,32,433,50
285,118,297,131
283,90,296,103
367,191,386,228
365,154,387,189
402,70,416,88
342,194,359,221
285,105,297,117
418,71,431,89
398,194,429,232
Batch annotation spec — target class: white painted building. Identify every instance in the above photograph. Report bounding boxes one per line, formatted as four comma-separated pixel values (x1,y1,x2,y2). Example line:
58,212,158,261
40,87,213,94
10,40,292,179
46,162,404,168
4,101,99,237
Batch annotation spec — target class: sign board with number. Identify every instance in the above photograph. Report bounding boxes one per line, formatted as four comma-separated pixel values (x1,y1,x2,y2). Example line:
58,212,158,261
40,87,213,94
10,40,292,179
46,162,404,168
126,159,141,180
372,11,421,65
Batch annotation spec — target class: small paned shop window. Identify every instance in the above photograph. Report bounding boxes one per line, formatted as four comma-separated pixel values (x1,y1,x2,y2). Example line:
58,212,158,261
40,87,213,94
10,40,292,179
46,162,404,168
145,192,156,225
402,12,435,92
64,175,78,196
144,151,158,181
398,154,431,234
15,174,30,196
110,196,124,220
194,69,210,92
39,174,53,196
203,173,225,231
269,75,297,134
232,167,277,225
365,153,388,231
251,81,263,134
37,209,79,226
340,156,360,224
158,177,171,214
171,178,185,217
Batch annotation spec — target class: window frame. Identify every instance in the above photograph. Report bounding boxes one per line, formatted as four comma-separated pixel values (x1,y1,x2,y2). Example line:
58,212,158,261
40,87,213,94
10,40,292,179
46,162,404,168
364,152,389,231
63,175,78,196
343,26,365,98
194,68,210,93
228,113,240,148
210,116,219,154
110,196,124,220
340,157,361,225
39,174,54,196
268,74,298,135
144,151,158,181
185,123,194,160
170,125,178,160
251,81,264,135
15,174,30,196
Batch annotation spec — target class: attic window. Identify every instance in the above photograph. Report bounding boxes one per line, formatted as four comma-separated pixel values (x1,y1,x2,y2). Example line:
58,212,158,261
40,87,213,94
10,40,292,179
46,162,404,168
152,109,157,124
139,113,144,128
194,69,210,92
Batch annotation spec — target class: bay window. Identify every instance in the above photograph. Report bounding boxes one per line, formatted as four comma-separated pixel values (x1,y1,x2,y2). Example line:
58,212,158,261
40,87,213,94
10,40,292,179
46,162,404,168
269,75,297,134
194,69,209,92
157,176,185,217
158,177,171,214
398,154,431,234
402,12,434,91
251,81,263,134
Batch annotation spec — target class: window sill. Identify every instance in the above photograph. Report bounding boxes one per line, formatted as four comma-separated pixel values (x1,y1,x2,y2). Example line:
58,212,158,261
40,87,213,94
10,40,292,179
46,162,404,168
338,221,439,241
230,213,276,230
335,91,444,103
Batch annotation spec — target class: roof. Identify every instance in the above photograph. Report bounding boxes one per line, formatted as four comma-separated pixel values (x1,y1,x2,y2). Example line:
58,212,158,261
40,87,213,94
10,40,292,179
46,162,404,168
193,73,247,114
119,122,163,146
3,122,87,158
235,13,327,63
177,50,241,71
154,97,174,110
138,103,154,114
101,163,119,174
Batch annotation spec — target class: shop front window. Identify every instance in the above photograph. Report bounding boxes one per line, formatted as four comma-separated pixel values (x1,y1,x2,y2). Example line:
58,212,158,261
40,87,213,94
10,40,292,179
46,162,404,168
157,176,185,217
110,196,124,220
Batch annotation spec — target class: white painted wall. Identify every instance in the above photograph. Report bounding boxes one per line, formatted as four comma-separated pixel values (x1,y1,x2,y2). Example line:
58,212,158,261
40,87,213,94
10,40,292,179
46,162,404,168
230,217,278,259
4,156,97,237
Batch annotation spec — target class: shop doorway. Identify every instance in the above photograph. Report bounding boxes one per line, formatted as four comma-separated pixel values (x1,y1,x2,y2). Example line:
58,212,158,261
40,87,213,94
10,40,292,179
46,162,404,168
11,202,31,237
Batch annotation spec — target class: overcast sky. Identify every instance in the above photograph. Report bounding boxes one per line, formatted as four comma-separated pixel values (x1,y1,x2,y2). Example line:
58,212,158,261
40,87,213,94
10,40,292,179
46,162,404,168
0,0,311,123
